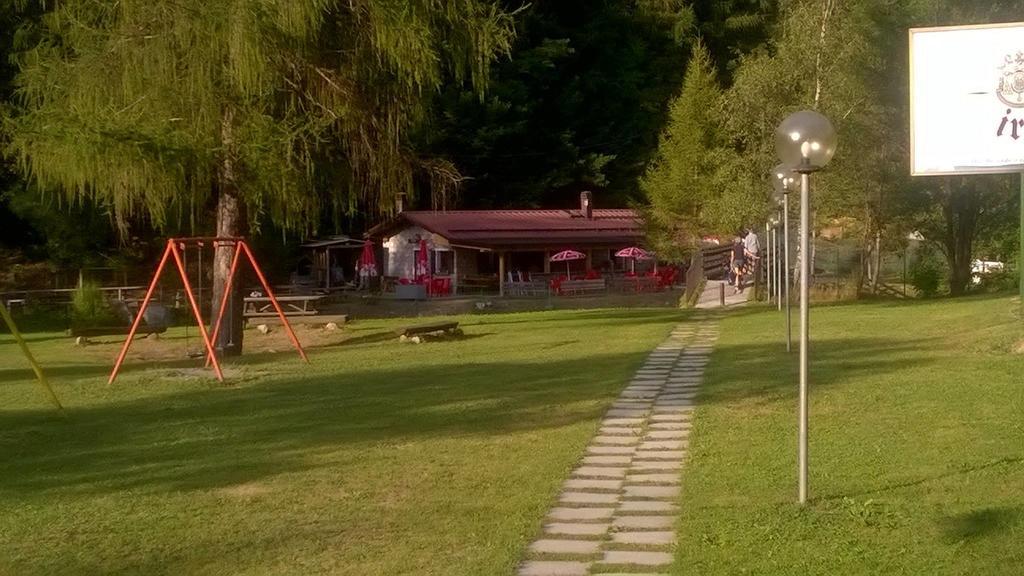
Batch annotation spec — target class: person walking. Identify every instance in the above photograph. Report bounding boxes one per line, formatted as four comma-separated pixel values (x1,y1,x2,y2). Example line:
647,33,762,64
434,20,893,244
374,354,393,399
730,236,746,293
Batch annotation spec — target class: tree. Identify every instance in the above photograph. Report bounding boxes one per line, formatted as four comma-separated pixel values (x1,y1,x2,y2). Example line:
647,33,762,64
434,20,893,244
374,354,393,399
5,0,514,353
424,0,695,209
641,40,727,261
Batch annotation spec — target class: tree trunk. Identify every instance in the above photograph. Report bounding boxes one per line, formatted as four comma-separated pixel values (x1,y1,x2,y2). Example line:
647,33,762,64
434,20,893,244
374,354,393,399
211,106,246,356
941,177,980,296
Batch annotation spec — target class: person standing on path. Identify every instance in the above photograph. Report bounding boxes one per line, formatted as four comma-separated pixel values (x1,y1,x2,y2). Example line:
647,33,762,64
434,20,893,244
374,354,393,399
730,237,746,293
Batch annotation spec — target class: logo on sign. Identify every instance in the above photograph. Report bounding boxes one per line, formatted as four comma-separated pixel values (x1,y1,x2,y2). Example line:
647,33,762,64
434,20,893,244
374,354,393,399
997,52,1024,107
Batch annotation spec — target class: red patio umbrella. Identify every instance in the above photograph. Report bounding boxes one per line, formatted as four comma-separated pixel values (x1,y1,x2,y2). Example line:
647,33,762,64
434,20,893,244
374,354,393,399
615,246,648,274
357,239,378,279
415,238,430,282
550,249,586,278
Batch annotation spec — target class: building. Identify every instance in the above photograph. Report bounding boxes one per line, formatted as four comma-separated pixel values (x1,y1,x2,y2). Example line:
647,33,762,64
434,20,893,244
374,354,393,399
367,192,645,295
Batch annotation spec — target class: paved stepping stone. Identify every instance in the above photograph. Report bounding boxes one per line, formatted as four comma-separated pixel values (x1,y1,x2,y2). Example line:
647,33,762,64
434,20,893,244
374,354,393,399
573,466,628,478
564,478,622,491
617,501,678,514
587,445,635,456
545,522,611,536
659,393,697,400
650,413,688,422
620,391,658,399
646,430,687,439
634,450,686,460
548,507,615,521
638,440,686,450
655,401,694,408
652,406,693,415
603,418,644,426
529,539,601,555
613,515,675,529
600,426,642,436
631,460,682,471
593,435,639,446
560,492,619,505
626,473,680,484
611,401,652,410
518,560,590,576
582,455,632,466
623,485,680,499
599,550,673,566
648,422,690,430
611,531,675,546
606,409,648,418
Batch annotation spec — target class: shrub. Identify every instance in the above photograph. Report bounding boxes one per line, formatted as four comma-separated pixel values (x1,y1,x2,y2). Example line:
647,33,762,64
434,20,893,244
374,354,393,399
71,282,120,327
909,259,942,298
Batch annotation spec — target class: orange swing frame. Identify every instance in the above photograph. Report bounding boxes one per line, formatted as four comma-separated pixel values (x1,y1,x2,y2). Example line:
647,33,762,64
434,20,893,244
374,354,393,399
108,237,308,385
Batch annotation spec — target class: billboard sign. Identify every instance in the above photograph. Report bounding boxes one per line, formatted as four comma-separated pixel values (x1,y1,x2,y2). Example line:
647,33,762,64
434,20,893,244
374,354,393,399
910,22,1024,175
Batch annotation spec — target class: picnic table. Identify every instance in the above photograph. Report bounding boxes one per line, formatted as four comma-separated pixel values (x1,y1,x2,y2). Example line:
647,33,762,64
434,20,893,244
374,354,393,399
244,295,323,318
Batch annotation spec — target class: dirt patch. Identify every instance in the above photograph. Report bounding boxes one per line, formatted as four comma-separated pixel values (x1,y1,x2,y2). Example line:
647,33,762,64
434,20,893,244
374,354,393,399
1014,340,1024,354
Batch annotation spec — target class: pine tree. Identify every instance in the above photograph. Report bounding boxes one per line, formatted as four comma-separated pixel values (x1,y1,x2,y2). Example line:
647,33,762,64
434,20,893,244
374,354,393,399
5,0,514,353
640,40,724,261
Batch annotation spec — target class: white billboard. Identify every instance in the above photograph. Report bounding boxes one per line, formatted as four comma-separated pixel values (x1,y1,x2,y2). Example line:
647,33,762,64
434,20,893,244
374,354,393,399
910,22,1024,175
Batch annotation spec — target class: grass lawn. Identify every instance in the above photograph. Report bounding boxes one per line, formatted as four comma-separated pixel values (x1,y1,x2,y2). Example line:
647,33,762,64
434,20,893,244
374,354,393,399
0,308,684,576
677,295,1024,574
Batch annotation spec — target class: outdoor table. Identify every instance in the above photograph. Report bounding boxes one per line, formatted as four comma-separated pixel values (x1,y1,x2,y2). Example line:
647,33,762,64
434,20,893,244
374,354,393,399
244,295,323,317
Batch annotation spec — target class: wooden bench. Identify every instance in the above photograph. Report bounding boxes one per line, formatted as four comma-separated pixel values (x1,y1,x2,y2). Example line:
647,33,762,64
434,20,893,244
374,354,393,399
394,321,460,338
558,279,607,296
244,295,322,318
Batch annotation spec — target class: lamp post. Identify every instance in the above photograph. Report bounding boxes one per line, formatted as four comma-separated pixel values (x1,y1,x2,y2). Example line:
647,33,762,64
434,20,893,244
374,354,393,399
770,216,781,310
765,221,772,302
775,110,837,505
772,164,797,352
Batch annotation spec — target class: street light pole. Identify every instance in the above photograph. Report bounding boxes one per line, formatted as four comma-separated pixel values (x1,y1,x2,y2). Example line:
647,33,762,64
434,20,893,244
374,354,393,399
766,221,772,303
798,170,811,504
775,110,837,506
784,192,792,352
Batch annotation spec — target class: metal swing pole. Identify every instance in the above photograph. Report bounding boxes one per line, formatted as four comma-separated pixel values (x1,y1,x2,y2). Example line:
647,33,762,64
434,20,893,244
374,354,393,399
109,241,174,386
239,241,309,363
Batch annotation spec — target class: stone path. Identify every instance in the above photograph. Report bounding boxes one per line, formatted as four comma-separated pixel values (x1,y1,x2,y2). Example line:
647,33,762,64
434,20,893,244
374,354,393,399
517,316,720,576
696,280,750,309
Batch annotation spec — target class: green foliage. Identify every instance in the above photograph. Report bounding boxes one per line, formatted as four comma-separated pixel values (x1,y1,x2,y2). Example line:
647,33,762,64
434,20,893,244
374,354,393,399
5,0,516,235
70,281,119,327
641,40,724,260
424,1,694,209
909,256,942,298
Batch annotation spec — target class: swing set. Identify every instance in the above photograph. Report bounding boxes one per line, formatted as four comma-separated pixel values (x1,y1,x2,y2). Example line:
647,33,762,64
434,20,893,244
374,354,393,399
108,237,308,386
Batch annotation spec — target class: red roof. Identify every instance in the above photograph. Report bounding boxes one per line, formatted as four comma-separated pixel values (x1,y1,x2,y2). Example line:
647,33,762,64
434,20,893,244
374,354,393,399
370,209,644,248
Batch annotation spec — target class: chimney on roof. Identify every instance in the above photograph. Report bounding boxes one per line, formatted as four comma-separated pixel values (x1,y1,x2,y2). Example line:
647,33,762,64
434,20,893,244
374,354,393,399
396,193,406,214
580,191,593,219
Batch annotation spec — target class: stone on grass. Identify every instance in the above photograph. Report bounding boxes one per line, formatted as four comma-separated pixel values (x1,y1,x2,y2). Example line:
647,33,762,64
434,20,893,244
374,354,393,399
256,324,271,334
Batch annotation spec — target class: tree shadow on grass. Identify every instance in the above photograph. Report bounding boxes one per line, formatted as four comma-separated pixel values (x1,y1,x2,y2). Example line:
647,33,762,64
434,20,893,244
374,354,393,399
696,335,940,407
822,457,1024,502
0,352,644,497
939,506,1024,542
